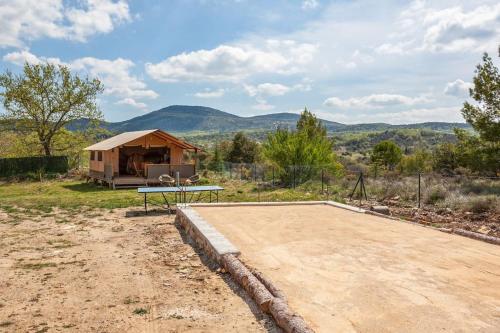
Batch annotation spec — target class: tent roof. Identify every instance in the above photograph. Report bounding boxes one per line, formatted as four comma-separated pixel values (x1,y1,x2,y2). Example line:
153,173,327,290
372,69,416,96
84,129,198,151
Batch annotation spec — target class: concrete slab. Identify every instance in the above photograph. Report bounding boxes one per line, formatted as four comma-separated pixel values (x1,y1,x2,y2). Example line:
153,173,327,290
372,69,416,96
194,204,500,333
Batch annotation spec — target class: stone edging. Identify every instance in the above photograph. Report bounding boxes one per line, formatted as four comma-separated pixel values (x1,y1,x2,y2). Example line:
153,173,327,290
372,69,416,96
175,206,315,333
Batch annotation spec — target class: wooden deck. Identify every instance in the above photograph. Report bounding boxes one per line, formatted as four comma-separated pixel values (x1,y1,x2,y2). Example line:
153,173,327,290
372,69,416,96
112,176,147,188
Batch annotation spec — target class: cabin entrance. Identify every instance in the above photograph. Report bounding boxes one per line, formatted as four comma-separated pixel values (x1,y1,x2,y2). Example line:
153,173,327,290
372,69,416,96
119,146,171,176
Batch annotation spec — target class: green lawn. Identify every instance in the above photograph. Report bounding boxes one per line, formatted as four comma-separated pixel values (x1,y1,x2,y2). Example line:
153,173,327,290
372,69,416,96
0,178,343,213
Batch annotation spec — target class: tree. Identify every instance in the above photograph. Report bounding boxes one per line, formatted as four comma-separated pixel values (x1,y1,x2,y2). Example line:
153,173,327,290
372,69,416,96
432,143,458,173
296,107,327,139
461,53,500,143
370,140,402,171
263,109,343,185
453,128,499,174
227,132,259,163
208,143,224,172
398,148,432,175
0,62,103,156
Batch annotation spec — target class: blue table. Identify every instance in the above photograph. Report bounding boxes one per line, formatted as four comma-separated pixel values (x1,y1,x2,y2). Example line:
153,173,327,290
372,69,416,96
138,185,224,213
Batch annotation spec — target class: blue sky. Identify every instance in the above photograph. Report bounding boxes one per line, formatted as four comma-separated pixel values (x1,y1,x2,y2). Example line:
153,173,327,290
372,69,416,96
1,0,499,123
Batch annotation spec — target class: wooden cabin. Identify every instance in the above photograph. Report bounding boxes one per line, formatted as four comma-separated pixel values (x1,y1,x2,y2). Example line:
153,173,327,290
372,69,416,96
84,129,199,188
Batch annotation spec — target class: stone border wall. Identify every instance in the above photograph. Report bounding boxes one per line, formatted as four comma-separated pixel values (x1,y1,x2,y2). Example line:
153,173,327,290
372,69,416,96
176,205,315,333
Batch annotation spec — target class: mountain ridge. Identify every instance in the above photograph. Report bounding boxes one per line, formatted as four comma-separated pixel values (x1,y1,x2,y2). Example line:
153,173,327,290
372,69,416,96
66,105,471,134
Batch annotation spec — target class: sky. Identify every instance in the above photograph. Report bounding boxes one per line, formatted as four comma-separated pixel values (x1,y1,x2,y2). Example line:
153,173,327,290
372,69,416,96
0,0,499,124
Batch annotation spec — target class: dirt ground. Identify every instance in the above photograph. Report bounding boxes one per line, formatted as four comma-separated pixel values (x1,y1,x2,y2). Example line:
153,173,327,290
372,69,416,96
0,207,278,332
351,199,500,238
195,204,500,333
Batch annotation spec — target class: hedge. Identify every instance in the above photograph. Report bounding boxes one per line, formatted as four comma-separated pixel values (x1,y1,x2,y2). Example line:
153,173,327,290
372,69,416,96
0,156,69,177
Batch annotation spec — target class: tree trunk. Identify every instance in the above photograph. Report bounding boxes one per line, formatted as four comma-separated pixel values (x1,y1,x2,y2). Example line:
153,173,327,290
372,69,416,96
43,142,51,156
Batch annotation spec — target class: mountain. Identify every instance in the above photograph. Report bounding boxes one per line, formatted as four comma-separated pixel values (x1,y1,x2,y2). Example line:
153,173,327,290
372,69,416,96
67,105,470,134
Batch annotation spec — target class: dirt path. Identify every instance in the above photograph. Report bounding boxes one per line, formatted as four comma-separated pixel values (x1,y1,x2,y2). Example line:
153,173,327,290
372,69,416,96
0,208,277,332
195,204,500,333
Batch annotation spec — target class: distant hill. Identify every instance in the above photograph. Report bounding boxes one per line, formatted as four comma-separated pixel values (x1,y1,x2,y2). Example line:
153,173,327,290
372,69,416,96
66,105,471,134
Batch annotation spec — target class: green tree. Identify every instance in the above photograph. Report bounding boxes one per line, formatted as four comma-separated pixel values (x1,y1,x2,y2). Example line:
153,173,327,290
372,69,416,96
263,109,343,185
227,132,259,163
208,143,224,172
0,62,103,156
453,128,499,174
398,149,432,174
461,53,500,143
432,143,458,173
370,140,402,171
296,107,327,139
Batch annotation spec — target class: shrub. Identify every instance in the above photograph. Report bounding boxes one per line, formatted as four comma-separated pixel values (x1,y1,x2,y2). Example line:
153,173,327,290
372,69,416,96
424,185,447,204
0,156,68,177
465,196,499,213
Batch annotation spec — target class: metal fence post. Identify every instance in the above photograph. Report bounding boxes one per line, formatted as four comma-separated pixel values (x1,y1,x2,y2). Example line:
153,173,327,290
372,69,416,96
321,168,324,193
272,167,275,188
418,172,421,208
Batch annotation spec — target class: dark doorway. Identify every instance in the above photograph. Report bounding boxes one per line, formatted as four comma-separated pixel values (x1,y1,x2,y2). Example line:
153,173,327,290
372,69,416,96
119,146,170,176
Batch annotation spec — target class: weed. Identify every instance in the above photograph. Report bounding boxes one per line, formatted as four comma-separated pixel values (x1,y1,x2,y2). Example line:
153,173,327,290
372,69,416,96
133,307,149,315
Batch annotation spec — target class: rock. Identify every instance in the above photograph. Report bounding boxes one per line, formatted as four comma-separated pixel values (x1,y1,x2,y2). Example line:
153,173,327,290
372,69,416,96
370,206,390,215
477,225,491,235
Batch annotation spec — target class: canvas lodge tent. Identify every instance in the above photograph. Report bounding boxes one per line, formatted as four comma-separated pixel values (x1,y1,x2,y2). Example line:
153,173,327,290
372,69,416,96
84,129,199,188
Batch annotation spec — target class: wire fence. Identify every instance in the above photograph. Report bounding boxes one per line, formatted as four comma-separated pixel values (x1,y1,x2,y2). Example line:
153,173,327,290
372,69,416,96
200,162,500,210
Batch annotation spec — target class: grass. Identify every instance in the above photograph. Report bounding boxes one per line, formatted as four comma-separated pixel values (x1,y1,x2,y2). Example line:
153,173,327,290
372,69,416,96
0,178,341,212
0,176,497,215
0,179,142,211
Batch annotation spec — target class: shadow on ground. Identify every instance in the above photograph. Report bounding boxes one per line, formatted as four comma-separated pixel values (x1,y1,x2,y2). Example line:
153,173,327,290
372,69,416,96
62,183,112,193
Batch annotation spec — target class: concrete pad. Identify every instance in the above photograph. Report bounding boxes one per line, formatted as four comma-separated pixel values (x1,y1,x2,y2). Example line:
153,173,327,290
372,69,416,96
194,203,500,333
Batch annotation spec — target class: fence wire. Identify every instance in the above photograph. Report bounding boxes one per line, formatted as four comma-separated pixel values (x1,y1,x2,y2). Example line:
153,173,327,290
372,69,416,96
200,162,500,209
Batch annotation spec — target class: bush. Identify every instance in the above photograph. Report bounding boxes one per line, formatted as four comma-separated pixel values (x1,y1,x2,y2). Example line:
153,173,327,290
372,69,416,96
0,156,68,177
424,185,446,204
465,196,499,213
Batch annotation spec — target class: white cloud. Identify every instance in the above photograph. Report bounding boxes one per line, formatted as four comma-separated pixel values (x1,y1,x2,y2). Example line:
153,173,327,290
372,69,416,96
0,0,131,48
194,88,225,98
3,50,157,107
324,94,430,109
377,1,500,54
145,40,317,82
444,79,472,97
116,98,147,110
302,0,319,10
70,57,158,100
321,106,464,124
252,102,275,111
2,50,62,66
375,41,414,55
244,83,290,97
244,82,311,97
